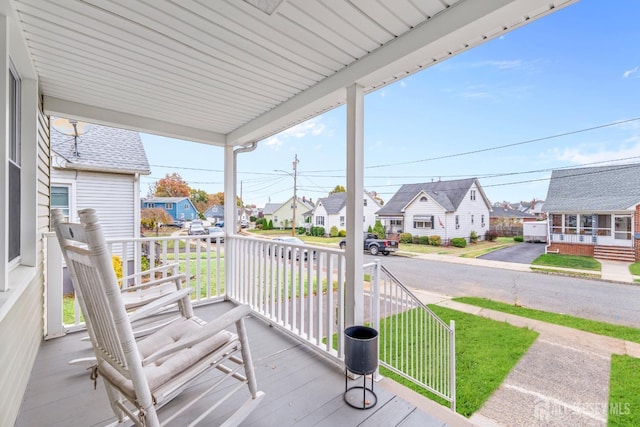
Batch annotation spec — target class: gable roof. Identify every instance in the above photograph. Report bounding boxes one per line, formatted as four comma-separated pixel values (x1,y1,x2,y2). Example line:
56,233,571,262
544,164,640,212
144,197,191,204
490,207,537,219
203,204,224,217
262,203,281,215
317,192,347,214
377,178,486,215
51,120,150,175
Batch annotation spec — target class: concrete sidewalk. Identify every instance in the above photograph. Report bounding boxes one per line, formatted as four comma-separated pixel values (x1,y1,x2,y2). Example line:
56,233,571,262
407,252,637,284
409,291,640,426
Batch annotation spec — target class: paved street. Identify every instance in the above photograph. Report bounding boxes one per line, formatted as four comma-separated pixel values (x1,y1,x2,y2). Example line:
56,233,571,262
368,253,640,328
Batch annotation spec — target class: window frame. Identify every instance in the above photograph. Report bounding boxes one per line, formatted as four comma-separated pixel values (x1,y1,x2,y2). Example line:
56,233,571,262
7,63,21,265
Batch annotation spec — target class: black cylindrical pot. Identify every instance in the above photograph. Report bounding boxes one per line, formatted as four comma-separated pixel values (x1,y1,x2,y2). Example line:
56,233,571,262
344,325,378,375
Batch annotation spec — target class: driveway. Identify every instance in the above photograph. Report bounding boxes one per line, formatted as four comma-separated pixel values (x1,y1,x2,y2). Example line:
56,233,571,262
478,242,545,264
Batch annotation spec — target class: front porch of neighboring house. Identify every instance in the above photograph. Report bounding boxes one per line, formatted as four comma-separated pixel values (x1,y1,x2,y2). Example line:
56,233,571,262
547,211,640,261
27,232,457,425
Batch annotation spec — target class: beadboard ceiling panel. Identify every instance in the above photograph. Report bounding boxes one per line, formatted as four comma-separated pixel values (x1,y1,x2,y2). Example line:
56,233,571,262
8,0,577,146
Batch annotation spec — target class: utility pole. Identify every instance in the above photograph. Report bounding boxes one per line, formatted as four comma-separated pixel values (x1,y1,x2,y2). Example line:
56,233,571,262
292,154,298,236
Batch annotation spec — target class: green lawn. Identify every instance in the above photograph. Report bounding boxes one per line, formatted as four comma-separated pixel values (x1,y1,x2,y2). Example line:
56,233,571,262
532,253,601,271
454,297,640,343
608,355,640,426
379,305,538,417
630,262,640,276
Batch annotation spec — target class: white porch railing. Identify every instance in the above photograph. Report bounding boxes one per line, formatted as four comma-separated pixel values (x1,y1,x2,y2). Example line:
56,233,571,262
365,261,456,411
44,232,227,335
226,235,347,365
44,232,455,411
549,232,633,247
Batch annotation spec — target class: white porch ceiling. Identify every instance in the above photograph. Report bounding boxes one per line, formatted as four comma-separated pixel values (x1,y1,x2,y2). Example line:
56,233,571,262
8,0,577,146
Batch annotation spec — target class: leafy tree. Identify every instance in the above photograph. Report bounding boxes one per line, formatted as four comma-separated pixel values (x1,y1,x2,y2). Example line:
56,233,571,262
154,173,191,197
209,192,224,206
373,220,386,239
141,207,172,235
190,188,209,213
329,185,346,194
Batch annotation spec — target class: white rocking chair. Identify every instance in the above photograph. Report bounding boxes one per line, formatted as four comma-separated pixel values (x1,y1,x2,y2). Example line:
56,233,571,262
52,208,265,426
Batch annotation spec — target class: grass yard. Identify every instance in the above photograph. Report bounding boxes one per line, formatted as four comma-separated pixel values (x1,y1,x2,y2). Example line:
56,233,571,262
630,262,640,276
531,253,601,271
454,297,640,343
379,304,538,417
608,355,640,426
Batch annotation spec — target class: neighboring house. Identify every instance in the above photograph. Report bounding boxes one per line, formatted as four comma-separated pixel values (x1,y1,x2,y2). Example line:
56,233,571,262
142,196,199,221
544,164,640,261
203,204,224,223
51,119,150,240
377,178,492,243
490,206,538,236
311,191,381,234
262,197,314,229
50,119,151,294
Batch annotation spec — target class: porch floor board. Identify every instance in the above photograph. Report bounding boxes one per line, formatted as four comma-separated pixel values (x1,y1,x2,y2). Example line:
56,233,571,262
17,301,451,427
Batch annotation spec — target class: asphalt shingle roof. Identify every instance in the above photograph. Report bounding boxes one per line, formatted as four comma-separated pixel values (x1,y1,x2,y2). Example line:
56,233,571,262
51,119,150,174
262,203,281,215
490,207,537,219
317,193,347,214
377,178,478,215
544,164,640,212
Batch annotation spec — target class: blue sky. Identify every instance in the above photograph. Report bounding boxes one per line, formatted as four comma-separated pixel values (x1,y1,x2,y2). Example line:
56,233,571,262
140,0,640,208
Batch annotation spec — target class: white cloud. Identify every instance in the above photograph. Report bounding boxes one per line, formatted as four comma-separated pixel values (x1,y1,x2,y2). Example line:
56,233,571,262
264,136,283,150
623,66,639,78
552,141,640,165
264,118,326,150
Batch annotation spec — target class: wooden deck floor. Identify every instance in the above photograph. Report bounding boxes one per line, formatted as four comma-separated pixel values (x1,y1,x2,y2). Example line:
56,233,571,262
17,302,460,426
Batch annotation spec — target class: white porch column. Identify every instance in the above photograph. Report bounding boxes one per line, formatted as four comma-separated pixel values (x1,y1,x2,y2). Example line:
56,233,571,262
345,83,365,327
223,145,235,299
0,16,8,291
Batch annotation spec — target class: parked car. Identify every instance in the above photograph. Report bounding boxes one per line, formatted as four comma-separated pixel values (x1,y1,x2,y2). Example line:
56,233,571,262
207,226,225,242
214,220,224,228
188,224,207,235
271,236,316,261
240,219,249,228
339,232,398,256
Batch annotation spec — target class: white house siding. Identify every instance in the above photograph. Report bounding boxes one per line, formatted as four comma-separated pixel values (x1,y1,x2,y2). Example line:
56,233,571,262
313,203,331,229
403,197,447,239
363,193,380,230
51,169,136,240
0,108,49,426
403,186,490,243
454,185,491,242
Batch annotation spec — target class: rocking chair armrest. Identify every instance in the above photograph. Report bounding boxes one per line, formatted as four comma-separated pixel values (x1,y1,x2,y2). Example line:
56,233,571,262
142,304,252,366
121,273,187,293
128,288,193,322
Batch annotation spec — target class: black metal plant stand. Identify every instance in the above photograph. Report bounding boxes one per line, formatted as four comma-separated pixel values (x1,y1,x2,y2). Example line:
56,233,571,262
343,325,378,410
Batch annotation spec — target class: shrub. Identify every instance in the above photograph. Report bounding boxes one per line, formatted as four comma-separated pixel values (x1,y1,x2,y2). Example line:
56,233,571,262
451,237,467,248
485,230,498,241
268,219,273,230
330,226,339,237
429,235,442,246
112,255,123,286
470,230,478,244
140,255,150,272
418,235,430,245
255,218,264,226
367,225,373,233
399,232,413,244
412,235,420,244
310,226,325,237
297,227,305,235
514,235,524,242
338,229,346,237
373,220,386,239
